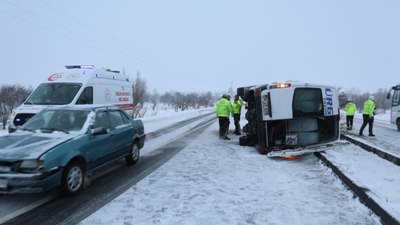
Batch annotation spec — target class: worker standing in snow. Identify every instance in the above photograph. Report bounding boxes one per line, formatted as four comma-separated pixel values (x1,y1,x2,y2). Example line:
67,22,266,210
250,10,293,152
345,99,357,130
232,95,242,135
359,96,376,136
216,94,232,140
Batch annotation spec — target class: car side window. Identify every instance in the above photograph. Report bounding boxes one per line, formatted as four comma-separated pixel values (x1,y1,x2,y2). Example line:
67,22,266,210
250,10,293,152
109,110,128,128
94,111,110,129
116,110,131,124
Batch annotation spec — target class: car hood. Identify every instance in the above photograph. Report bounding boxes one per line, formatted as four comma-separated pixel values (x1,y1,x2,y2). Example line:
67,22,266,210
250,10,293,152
0,132,76,160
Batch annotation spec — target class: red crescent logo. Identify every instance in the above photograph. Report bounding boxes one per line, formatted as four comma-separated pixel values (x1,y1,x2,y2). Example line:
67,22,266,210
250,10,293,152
48,73,62,81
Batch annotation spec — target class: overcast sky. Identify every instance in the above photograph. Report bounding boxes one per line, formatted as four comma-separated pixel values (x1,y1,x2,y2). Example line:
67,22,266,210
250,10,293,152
1,0,399,94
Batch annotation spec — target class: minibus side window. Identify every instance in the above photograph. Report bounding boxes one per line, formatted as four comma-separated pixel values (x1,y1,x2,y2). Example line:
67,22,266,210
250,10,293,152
392,90,400,107
76,87,93,104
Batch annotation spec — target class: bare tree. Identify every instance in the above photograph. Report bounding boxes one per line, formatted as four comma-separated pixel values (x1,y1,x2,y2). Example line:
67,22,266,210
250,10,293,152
172,92,186,111
132,71,148,118
185,92,199,109
198,91,213,108
374,88,390,113
0,85,32,129
148,89,160,115
160,91,175,107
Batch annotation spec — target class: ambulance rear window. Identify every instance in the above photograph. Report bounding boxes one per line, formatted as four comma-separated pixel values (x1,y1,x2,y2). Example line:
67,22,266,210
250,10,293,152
25,83,82,105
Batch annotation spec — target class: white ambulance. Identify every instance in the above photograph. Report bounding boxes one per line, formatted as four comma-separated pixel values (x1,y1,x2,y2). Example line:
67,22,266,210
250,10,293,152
7,65,133,132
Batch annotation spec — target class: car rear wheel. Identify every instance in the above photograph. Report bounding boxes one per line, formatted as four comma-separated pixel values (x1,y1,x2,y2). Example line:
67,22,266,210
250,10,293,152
126,142,140,165
397,119,400,131
62,161,84,195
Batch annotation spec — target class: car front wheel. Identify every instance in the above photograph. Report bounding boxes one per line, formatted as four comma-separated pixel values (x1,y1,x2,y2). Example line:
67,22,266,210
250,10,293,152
126,142,140,165
62,161,84,195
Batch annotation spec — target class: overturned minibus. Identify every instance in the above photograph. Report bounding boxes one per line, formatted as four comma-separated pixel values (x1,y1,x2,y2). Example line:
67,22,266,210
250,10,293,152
238,82,341,157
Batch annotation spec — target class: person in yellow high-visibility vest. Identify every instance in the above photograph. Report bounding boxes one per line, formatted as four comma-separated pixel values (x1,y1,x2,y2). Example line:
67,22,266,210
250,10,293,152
232,95,243,135
216,94,232,140
345,99,357,130
359,96,376,136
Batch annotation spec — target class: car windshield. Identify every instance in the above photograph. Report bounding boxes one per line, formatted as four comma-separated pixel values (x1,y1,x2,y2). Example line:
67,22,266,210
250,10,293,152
25,83,82,105
21,109,90,133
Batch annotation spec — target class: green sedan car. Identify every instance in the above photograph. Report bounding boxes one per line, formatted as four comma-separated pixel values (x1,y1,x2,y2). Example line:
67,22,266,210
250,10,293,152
0,105,145,195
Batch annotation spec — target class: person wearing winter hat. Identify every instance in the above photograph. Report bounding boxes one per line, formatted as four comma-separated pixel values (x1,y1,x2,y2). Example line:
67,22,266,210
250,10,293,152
216,94,232,140
359,96,376,136
345,99,357,130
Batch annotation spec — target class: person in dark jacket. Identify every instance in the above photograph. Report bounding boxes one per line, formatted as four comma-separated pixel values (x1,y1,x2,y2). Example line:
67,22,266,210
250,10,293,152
232,95,243,135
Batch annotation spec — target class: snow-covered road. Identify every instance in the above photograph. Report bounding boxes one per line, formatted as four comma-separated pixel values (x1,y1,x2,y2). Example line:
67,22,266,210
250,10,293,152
79,113,397,225
1,109,398,225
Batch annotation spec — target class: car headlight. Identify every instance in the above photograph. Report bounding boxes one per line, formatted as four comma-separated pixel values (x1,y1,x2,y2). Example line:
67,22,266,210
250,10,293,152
19,160,44,171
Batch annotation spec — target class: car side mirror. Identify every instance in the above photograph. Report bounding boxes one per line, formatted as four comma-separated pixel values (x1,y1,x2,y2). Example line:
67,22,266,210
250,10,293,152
387,92,391,99
92,127,108,135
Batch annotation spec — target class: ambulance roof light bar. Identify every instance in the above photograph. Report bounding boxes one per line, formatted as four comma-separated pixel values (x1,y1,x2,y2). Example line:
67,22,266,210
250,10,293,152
104,68,120,73
65,65,95,69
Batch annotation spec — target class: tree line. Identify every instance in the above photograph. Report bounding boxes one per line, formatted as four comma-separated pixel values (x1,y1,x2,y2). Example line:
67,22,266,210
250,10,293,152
131,73,220,118
0,78,393,129
338,87,391,113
